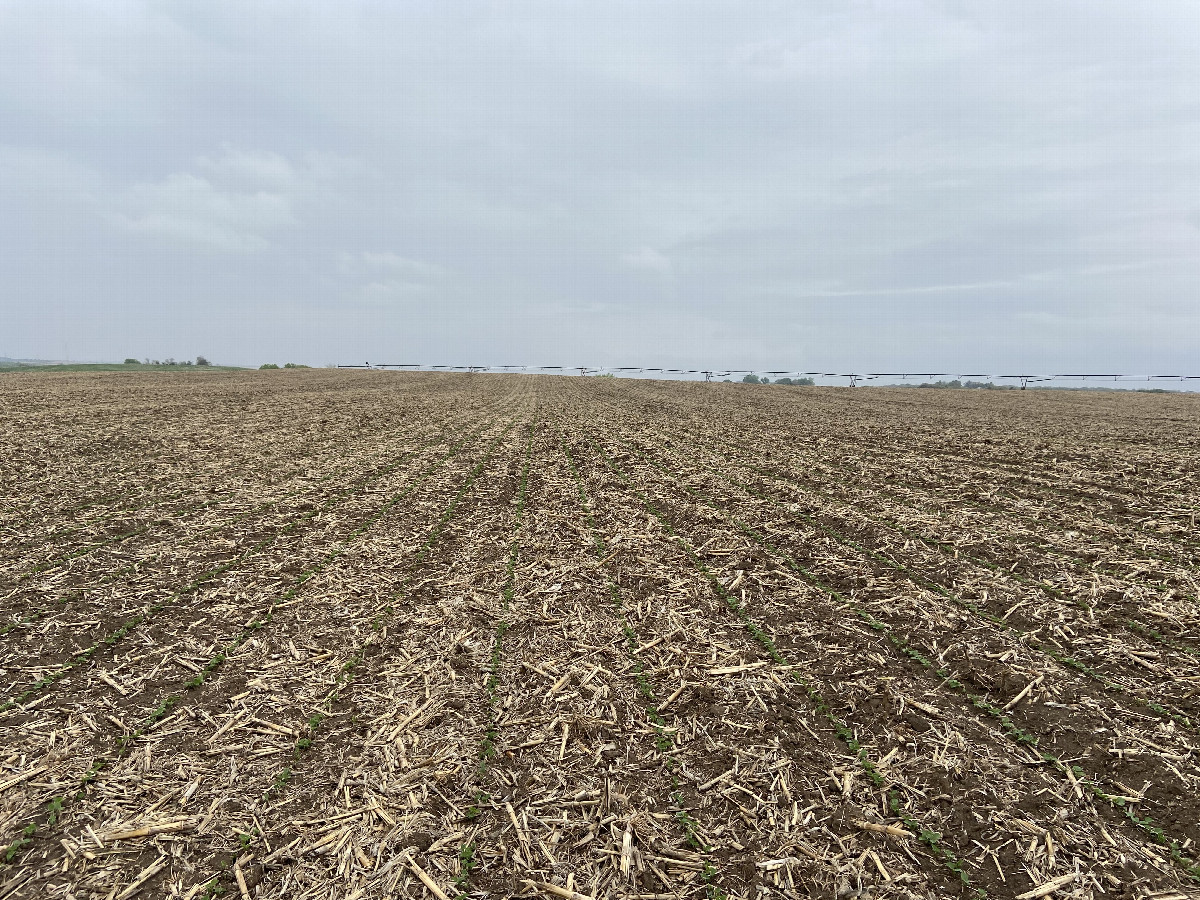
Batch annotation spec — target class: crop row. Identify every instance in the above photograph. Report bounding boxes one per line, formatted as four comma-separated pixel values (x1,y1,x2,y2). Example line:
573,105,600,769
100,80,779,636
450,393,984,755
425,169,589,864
0,415,526,894
174,418,533,899
6,375,1197,899
576,385,1200,692
0,424,437,580
586,379,1200,564
0,381,518,606
0,372,427,537
0,390,512,635
0,417,462,642
0,415,500,715
579,416,1200,892
618,428,1200,729
187,421,528,898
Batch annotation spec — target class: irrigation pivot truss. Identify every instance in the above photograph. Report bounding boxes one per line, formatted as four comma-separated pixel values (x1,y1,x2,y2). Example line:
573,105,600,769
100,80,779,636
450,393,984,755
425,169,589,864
337,363,1200,389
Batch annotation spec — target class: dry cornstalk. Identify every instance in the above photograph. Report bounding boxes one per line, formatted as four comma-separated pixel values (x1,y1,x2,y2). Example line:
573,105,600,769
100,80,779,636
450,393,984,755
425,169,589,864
404,853,451,900
101,820,194,841
232,860,251,900
852,820,914,840
1003,674,1045,711
115,855,168,900
1015,873,1078,899
523,880,597,900
0,767,47,792
620,823,633,877
707,661,767,675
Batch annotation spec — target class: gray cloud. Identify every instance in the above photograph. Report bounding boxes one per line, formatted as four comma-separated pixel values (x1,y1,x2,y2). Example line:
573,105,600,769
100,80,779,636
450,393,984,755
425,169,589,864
1,1,1197,377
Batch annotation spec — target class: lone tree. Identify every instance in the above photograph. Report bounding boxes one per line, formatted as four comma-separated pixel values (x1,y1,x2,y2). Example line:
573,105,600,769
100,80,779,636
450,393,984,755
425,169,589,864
772,377,815,386
124,358,140,364
195,356,211,366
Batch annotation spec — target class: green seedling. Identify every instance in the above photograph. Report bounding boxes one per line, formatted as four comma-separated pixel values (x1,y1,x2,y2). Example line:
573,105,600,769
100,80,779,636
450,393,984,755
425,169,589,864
46,798,64,826
3,824,37,864
451,842,477,899
608,439,1200,884
597,439,969,888
562,436,726,891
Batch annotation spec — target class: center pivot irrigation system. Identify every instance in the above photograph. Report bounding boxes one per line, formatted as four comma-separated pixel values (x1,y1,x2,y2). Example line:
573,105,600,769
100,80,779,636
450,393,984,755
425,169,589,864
337,363,1200,389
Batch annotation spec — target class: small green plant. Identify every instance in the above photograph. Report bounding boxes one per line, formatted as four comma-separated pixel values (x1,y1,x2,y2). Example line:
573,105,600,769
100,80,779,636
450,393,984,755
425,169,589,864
263,767,293,802
702,862,728,899
3,824,37,864
672,804,707,851
451,842,476,898
259,363,280,369
46,798,64,826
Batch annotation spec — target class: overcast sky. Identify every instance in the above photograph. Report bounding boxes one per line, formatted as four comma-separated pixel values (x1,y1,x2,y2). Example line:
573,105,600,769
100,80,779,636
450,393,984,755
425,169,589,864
2,2,1198,377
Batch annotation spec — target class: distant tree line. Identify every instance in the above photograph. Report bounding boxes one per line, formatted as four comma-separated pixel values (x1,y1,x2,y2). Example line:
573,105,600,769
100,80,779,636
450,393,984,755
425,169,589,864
896,380,1177,393
732,374,816,385
259,362,310,369
897,379,1015,389
125,356,211,366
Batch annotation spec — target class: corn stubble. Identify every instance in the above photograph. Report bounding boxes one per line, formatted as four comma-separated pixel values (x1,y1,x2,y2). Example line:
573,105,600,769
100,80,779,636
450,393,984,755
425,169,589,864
2,369,1199,900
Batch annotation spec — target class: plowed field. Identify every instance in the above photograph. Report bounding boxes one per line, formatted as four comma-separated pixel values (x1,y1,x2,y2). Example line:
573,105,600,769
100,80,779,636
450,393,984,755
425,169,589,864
2,370,1199,900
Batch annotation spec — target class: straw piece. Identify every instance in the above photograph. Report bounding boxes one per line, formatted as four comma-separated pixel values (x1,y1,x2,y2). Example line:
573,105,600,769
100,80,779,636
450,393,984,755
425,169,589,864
1015,873,1078,899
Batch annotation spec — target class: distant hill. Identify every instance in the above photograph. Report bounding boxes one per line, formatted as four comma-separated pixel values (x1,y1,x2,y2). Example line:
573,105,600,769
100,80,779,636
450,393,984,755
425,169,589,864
0,356,74,366
0,358,245,373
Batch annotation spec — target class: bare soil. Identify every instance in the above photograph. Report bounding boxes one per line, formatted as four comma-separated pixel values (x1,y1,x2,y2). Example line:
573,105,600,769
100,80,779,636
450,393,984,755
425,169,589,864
2,370,1199,900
